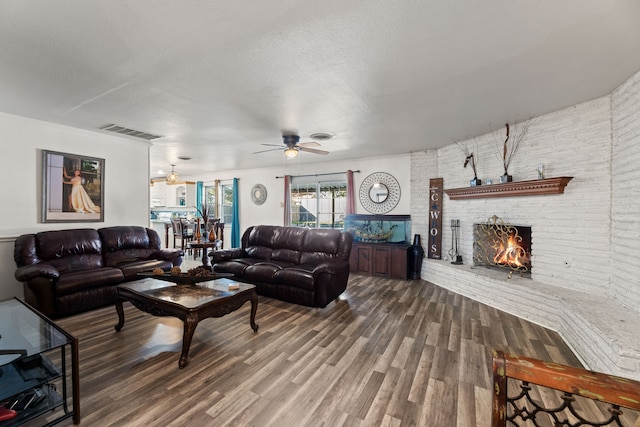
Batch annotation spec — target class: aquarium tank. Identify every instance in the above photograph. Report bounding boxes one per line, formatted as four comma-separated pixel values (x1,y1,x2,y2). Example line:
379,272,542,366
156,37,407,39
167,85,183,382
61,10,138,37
344,214,411,244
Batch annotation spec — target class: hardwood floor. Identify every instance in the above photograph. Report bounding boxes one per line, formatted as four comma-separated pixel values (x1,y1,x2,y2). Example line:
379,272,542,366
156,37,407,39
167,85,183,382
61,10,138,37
46,265,586,426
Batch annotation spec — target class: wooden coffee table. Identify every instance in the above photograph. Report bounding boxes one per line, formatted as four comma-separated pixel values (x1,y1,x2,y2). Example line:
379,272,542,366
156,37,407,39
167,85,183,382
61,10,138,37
114,277,258,368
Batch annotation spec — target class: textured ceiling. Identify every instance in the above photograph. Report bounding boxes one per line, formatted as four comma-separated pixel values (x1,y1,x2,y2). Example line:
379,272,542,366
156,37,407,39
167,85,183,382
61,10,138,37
1,1,639,179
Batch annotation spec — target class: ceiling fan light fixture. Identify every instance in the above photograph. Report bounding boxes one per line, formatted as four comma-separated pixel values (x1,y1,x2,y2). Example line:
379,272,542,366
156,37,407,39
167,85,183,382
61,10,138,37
284,147,299,159
166,164,178,183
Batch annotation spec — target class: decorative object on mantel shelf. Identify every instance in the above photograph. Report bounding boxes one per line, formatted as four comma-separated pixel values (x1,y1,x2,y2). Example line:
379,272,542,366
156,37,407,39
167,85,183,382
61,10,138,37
444,176,573,200
494,119,533,183
455,140,481,186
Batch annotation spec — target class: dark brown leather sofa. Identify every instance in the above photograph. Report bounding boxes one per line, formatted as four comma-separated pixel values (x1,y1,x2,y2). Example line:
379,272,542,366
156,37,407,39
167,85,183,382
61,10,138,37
14,226,183,318
210,225,353,308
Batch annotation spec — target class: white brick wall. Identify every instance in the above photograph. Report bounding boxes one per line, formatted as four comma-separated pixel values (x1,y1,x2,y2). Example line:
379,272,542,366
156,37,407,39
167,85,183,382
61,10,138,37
611,70,640,311
412,69,640,379
423,97,612,295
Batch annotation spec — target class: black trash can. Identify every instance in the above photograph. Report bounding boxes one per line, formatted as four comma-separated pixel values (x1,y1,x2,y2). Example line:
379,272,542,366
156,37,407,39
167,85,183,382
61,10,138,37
408,234,425,280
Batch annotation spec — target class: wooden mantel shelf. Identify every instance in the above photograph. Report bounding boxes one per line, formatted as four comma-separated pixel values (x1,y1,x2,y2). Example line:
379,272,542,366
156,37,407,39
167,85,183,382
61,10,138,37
444,176,574,200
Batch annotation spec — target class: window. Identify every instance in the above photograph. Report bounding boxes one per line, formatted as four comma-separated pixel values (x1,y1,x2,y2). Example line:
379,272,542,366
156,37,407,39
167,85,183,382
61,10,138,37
204,184,216,214
290,175,346,229
220,183,234,224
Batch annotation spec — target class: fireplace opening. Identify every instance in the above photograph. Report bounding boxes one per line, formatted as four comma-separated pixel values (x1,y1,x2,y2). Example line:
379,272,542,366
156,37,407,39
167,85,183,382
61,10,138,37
473,215,532,277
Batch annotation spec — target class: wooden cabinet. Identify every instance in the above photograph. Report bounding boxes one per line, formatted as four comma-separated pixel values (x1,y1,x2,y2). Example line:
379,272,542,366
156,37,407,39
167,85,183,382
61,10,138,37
349,242,409,280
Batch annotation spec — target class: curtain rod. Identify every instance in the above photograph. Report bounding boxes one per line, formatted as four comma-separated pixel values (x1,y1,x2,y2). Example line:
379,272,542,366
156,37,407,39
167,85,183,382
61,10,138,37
275,170,360,179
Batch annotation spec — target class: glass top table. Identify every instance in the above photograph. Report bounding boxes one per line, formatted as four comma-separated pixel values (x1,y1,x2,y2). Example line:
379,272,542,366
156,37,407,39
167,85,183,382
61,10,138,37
0,299,70,366
0,298,80,425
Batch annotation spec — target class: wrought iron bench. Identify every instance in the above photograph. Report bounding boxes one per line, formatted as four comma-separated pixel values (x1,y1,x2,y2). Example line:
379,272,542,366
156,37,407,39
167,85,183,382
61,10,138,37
492,349,640,427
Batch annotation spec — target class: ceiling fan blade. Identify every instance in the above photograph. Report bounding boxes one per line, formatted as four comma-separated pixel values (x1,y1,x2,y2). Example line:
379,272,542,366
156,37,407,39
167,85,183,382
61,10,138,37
253,148,283,154
298,141,321,148
260,143,284,147
299,147,329,155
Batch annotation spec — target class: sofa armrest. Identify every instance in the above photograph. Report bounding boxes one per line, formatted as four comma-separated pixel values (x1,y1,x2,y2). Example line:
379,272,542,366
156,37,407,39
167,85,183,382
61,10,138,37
150,248,184,262
312,260,350,276
210,248,246,262
15,264,60,282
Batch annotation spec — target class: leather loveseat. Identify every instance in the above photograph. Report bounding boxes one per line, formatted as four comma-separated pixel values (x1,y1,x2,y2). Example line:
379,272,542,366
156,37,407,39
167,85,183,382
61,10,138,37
14,226,183,318
210,225,353,308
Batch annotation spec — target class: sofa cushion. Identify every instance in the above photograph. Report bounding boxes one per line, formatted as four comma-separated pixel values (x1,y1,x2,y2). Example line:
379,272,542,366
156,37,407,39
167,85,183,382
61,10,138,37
244,261,294,284
55,267,124,296
270,227,306,263
300,228,343,264
245,246,272,260
36,229,103,273
273,267,316,291
99,226,157,267
213,258,259,277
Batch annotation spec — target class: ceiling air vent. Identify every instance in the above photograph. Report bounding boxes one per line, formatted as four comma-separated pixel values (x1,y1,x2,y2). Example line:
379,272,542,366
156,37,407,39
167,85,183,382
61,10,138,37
99,124,164,141
309,132,334,141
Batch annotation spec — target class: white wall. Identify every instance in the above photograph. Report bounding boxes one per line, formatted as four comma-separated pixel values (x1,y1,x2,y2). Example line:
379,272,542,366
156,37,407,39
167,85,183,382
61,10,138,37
0,112,151,301
185,154,412,233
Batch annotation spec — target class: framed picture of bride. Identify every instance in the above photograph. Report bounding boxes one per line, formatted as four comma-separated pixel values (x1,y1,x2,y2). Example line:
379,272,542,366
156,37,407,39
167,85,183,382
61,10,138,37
42,150,105,223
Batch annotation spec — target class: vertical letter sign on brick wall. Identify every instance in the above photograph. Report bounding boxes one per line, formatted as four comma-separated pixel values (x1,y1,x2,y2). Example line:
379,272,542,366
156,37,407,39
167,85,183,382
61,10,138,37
428,178,443,259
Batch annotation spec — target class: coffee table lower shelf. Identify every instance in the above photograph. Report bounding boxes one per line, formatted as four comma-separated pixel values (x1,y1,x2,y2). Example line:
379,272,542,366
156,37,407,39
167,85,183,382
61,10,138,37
114,278,258,368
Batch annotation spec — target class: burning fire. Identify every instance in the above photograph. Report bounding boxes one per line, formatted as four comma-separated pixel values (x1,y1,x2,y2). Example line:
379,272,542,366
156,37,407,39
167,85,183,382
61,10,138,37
493,232,529,268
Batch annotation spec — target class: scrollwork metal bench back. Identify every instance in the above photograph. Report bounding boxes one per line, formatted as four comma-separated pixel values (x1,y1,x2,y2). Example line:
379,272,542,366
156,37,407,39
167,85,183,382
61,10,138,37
492,349,640,427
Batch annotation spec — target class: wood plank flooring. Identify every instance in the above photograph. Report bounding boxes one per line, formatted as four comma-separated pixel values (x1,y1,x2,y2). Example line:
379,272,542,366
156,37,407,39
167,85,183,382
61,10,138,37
43,268,588,426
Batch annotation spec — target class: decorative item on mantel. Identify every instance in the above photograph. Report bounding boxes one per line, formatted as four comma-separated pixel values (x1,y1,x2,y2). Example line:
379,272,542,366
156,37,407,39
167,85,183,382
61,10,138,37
495,118,533,183
455,140,481,186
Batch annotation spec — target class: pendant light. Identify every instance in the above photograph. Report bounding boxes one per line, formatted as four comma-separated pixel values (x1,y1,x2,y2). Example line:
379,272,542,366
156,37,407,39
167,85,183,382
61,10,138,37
166,164,178,184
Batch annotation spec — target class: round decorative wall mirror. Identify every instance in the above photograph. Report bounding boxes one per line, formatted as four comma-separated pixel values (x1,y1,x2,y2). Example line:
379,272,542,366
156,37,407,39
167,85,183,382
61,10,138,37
251,184,267,205
359,172,401,214
369,183,389,203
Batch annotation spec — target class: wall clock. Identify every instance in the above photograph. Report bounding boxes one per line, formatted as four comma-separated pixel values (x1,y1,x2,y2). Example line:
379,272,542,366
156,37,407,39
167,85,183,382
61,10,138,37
359,172,401,214
251,184,267,205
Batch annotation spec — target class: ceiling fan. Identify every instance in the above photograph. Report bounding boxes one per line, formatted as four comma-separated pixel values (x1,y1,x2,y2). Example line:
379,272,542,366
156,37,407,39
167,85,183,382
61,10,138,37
253,134,329,158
